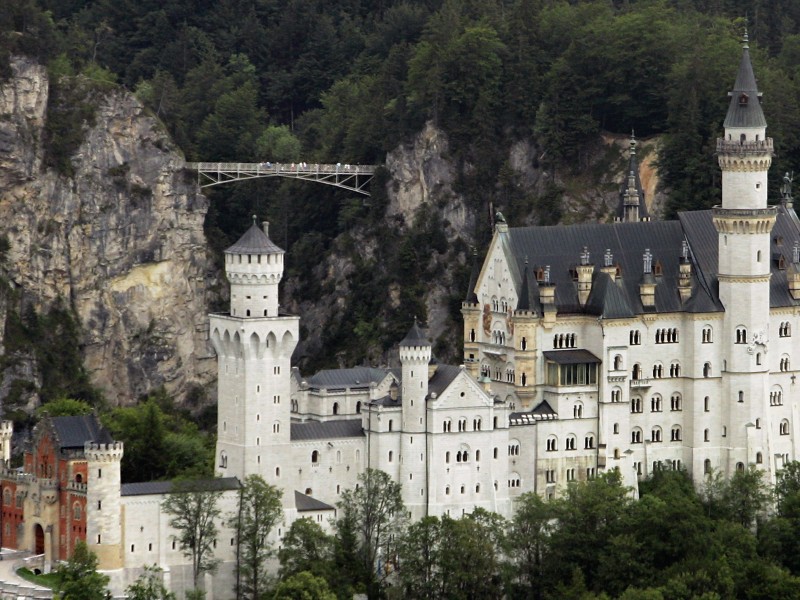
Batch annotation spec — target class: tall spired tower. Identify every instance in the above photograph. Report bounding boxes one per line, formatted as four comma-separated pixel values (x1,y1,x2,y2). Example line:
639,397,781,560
210,218,298,483
713,33,775,476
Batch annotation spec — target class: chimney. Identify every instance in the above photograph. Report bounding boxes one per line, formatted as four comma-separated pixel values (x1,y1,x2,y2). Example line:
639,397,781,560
576,247,594,306
678,240,692,302
639,249,656,308
789,242,800,300
600,248,616,281
262,221,270,238
538,265,557,328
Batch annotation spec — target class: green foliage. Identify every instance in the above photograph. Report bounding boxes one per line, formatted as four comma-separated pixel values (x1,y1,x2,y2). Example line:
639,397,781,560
37,397,93,417
3,299,102,409
278,517,334,581
161,480,222,591
273,571,336,600
53,540,110,600
102,392,213,483
230,475,283,600
125,565,175,600
255,125,302,162
336,468,406,595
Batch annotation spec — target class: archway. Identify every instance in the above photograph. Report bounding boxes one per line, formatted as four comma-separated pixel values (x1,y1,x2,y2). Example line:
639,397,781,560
34,524,44,555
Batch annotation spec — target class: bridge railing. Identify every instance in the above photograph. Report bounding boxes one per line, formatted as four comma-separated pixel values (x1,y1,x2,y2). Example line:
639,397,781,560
189,162,376,174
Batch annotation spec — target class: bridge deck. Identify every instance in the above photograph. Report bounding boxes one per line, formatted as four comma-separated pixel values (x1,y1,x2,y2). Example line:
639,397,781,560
186,162,378,195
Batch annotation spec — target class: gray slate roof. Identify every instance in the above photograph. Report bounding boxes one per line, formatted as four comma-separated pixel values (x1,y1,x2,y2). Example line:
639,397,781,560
306,367,391,390
121,477,240,497
542,350,601,364
225,222,283,255
724,41,767,129
428,365,464,397
400,320,431,347
290,419,364,441
503,206,800,317
52,415,113,450
295,491,335,512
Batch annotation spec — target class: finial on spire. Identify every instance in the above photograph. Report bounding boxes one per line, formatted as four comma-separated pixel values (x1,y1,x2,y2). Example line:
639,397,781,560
630,130,636,154
252,214,258,225
743,24,749,49
580,246,590,266
544,265,551,285
604,249,613,267
643,249,653,274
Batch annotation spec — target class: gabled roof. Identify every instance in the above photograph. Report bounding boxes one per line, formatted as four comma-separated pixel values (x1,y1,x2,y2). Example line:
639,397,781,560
121,477,240,497
51,415,113,450
724,36,767,129
306,367,391,390
428,365,464,397
295,491,335,512
290,419,364,441
225,222,283,254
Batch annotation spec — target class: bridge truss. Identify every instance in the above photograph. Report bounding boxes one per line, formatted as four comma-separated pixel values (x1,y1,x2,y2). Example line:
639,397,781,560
186,162,378,196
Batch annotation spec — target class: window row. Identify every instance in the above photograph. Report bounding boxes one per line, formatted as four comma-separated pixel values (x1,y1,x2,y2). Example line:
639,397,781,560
545,467,596,484
553,333,577,349
545,434,595,451
655,328,679,344
442,418,484,432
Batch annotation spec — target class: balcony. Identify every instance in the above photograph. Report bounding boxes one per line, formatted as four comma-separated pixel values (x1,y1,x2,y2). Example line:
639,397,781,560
630,378,651,389
716,138,773,156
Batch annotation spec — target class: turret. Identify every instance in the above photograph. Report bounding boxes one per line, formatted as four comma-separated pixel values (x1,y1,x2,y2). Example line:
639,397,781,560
225,217,285,319
85,441,124,570
0,421,12,466
399,320,431,520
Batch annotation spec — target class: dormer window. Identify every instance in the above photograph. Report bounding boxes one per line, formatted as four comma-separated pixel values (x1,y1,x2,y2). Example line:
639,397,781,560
653,260,663,277
739,93,748,105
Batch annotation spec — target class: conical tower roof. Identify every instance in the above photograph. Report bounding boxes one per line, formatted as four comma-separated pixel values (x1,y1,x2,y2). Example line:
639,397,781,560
724,33,767,129
225,217,284,254
399,319,431,347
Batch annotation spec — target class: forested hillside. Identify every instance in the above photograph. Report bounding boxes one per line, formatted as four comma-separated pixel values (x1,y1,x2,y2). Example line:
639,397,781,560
3,0,800,373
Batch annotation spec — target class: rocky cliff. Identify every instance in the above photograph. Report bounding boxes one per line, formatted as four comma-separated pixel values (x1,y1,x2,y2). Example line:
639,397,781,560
0,57,216,408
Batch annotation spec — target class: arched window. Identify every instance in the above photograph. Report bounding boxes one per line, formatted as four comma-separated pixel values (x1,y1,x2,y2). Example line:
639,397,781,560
651,395,662,412
584,434,595,449
573,403,583,418
670,394,682,411
735,327,747,344
703,362,711,378
756,418,761,429
565,435,576,450
702,326,713,343
704,459,712,474
311,450,320,463
704,429,710,442
332,402,339,416
356,401,361,414
446,452,451,463
737,462,745,472
388,420,393,432
546,436,558,452
781,420,790,435
756,452,763,464
631,397,642,413
671,426,682,442
220,451,228,469
388,451,393,463
631,428,642,443
73,502,82,520
651,427,662,442
613,355,623,370
632,364,642,380
476,450,481,462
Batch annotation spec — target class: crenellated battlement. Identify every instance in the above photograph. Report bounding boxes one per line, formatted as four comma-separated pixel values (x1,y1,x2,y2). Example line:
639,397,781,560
399,348,431,365
85,441,124,462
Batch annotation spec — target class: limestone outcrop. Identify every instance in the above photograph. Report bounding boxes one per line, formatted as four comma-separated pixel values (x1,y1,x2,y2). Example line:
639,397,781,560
0,57,217,407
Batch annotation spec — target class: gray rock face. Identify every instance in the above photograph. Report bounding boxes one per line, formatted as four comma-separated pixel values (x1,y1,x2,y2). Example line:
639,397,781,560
0,57,217,406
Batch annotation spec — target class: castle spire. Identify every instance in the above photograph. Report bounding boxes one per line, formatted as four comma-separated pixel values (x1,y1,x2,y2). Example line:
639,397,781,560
723,29,766,130
617,131,648,222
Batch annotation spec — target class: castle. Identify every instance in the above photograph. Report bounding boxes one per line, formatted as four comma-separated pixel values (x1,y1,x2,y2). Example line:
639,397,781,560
0,36,796,597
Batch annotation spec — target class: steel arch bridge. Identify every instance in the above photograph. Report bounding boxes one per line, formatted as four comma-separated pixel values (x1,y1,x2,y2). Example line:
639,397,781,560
186,162,379,196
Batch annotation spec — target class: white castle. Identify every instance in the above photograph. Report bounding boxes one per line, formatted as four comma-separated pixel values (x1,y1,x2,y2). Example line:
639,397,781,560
0,36,796,598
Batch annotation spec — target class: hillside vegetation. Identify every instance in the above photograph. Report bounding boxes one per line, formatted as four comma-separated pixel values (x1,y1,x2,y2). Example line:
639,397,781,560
4,0,800,369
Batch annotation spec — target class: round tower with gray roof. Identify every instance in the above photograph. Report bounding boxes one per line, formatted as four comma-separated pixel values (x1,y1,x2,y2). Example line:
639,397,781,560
210,218,299,484
399,320,431,520
713,32,775,479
